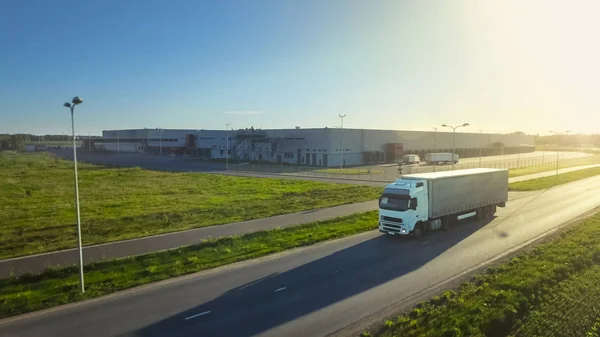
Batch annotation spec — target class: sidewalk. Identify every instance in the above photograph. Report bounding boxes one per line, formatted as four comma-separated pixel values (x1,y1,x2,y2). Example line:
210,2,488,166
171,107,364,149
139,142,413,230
2,164,598,277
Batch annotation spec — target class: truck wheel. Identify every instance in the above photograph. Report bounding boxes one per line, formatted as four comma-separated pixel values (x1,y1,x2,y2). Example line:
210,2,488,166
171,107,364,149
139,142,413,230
412,223,424,237
441,217,451,231
476,207,485,220
486,205,497,218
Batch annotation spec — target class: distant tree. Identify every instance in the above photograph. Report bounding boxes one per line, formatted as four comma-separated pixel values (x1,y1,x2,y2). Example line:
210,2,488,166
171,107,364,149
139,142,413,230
0,140,9,151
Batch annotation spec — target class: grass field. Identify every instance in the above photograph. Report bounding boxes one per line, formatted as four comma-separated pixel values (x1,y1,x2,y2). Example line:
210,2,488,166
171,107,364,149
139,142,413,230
509,154,600,177
314,167,384,175
509,166,600,191
0,152,381,259
0,211,378,319
369,210,600,337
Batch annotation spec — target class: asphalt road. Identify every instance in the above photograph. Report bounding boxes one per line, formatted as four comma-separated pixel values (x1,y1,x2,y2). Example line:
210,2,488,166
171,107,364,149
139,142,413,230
3,175,600,337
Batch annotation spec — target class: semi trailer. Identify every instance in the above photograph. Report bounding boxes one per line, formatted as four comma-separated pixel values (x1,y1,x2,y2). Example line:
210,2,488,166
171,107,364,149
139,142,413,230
378,168,509,237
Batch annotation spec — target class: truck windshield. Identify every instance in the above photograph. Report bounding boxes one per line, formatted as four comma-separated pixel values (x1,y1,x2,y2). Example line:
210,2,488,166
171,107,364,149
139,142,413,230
379,194,410,211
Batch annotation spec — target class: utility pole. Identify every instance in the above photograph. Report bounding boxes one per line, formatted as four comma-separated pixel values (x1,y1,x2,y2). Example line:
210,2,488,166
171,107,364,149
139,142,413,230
339,114,346,177
225,123,231,171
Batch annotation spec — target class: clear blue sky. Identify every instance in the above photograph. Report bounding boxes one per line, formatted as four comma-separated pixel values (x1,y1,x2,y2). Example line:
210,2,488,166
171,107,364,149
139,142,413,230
1,0,599,135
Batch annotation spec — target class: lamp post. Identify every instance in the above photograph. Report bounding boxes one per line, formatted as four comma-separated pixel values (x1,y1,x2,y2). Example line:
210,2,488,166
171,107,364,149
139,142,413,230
159,128,163,155
550,130,570,175
432,127,437,172
339,114,346,177
516,131,522,169
225,123,231,171
441,123,470,170
63,96,85,293
479,129,483,167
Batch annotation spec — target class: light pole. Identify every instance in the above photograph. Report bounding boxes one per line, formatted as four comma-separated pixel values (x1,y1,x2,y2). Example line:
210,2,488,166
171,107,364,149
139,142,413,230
63,96,85,293
432,127,437,172
225,123,231,171
117,132,120,153
159,128,163,155
479,129,483,167
339,114,346,177
516,131,522,169
550,130,570,175
441,123,470,170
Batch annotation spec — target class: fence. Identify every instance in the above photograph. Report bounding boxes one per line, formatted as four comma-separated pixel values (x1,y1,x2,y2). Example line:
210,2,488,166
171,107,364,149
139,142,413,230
227,152,592,182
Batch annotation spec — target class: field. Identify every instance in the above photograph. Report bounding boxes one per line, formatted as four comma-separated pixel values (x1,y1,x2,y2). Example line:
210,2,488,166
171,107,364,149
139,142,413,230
0,211,378,319
369,211,600,337
0,152,381,259
509,166,600,191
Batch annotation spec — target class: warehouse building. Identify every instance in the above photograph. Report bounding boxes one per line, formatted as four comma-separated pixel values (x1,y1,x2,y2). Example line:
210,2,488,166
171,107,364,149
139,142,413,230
100,128,534,167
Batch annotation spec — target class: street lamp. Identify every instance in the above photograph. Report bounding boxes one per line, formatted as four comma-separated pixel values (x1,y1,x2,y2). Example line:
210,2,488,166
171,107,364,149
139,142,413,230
339,114,346,177
516,131,522,169
550,130,570,175
441,123,470,170
432,127,437,172
225,123,231,171
63,96,85,293
479,129,483,167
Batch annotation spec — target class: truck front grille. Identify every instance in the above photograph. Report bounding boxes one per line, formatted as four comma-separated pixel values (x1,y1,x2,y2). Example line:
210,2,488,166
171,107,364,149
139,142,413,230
382,216,402,223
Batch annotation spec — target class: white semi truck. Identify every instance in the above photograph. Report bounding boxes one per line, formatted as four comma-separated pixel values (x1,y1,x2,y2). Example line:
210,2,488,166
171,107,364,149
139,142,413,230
379,168,509,237
425,152,459,165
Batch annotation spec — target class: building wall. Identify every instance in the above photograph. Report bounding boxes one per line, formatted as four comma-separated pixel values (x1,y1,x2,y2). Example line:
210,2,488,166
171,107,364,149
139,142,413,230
101,128,534,166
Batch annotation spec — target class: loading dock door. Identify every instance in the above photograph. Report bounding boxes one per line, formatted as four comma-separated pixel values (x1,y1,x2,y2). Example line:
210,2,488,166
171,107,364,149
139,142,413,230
312,153,317,166
323,154,328,167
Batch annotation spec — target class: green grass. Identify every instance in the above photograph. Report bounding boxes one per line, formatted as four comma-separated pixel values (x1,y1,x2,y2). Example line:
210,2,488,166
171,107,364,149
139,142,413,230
0,211,378,319
508,166,600,191
314,167,384,175
370,211,600,337
0,152,381,259
509,154,600,177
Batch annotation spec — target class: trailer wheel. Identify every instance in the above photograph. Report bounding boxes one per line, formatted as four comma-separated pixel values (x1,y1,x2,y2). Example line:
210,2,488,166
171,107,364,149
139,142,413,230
476,207,488,220
412,223,424,237
485,205,497,218
441,217,451,231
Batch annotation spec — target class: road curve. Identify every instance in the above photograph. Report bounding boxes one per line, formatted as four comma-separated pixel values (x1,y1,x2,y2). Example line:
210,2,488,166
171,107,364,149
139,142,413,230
2,175,600,337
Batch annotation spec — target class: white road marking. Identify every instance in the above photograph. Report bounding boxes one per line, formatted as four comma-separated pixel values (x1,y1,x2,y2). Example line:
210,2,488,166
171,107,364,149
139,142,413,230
274,287,287,292
184,311,211,320
422,241,429,245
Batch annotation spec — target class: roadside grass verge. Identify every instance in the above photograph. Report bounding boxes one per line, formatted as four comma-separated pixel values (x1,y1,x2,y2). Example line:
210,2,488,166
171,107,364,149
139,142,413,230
0,211,378,319
0,152,381,259
509,154,600,177
508,166,600,191
370,211,600,337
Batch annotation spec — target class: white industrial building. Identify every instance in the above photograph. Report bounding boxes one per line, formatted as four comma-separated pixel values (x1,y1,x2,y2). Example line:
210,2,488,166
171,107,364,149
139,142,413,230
99,128,534,167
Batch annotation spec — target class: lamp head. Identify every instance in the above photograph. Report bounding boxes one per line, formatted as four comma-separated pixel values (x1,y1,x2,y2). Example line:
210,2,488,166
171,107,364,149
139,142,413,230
441,124,448,127
72,96,83,105
63,102,72,108
463,123,470,127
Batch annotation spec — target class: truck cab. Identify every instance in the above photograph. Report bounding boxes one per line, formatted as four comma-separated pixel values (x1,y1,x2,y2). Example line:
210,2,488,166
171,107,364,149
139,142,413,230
378,179,429,236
